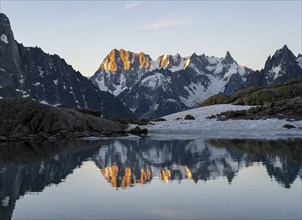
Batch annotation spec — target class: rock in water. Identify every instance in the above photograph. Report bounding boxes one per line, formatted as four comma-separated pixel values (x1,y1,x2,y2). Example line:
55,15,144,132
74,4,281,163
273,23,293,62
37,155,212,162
283,124,296,129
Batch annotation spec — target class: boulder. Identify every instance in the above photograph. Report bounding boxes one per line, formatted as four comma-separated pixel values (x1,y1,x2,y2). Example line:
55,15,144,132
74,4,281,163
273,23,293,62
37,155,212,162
153,118,167,122
184,114,195,120
129,126,148,136
283,124,296,129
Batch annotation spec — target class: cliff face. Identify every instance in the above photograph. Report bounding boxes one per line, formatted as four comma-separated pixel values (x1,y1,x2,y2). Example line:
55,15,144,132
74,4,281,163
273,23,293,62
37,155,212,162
0,13,23,88
100,49,151,73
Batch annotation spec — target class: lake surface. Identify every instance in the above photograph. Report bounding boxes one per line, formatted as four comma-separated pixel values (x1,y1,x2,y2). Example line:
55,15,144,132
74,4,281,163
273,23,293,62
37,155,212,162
0,137,301,219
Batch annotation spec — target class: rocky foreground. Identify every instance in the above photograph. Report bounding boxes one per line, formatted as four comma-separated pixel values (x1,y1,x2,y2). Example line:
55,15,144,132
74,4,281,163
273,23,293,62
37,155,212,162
0,98,129,141
201,79,302,121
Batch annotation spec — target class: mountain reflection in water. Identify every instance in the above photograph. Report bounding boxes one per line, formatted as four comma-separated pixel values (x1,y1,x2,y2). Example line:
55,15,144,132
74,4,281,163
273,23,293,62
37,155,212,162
0,138,301,219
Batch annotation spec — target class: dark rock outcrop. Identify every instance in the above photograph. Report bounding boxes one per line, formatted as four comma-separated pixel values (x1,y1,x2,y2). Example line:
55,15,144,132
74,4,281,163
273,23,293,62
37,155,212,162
184,114,195,120
283,124,296,129
129,126,148,136
0,98,126,140
153,118,167,122
202,80,302,120
201,79,302,106
75,107,102,117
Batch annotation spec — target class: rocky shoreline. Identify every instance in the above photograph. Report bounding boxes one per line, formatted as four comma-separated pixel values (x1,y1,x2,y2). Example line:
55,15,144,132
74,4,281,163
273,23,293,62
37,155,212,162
0,98,149,142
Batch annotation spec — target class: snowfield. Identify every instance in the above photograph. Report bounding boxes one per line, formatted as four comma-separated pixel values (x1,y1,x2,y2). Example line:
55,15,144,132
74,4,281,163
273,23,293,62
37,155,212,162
141,104,302,139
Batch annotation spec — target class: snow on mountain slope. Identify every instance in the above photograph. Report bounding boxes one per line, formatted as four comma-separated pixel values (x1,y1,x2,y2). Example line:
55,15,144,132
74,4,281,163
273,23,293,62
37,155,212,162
91,49,248,98
141,104,302,139
296,55,302,69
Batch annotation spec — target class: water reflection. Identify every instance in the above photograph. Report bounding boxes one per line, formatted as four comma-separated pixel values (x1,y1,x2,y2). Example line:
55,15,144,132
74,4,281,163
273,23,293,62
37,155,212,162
0,138,301,219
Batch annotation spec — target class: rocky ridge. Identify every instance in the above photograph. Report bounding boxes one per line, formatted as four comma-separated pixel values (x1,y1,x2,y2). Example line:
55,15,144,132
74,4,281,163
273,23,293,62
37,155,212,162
202,80,302,120
0,98,127,141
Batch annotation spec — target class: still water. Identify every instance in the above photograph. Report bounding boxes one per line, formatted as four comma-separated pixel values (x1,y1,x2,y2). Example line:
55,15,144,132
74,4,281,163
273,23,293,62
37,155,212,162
0,137,301,219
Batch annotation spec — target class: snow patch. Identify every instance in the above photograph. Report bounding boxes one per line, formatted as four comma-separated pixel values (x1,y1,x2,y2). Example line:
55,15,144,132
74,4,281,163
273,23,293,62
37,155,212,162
237,66,246,76
37,66,44,77
180,74,226,108
82,94,88,108
1,196,9,207
223,63,238,78
143,104,302,139
0,34,8,44
141,72,171,90
207,56,221,65
165,99,178,103
270,64,283,79
40,100,50,105
95,74,109,92
0,68,5,72
150,60,159,71
33,82,41,86
169,57,189,72
296,56,302,69
53,80,58,85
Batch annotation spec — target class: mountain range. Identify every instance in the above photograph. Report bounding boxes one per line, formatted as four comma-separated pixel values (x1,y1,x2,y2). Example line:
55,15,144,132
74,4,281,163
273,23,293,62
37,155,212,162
91,47,302,119
1,12,302,120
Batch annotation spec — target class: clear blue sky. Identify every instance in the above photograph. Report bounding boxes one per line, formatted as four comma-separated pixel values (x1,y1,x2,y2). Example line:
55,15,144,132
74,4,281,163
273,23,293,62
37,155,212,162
1,1,301,76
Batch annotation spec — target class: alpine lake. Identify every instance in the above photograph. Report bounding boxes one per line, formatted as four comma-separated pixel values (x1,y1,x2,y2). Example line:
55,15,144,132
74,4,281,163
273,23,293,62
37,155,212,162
0,136,301,219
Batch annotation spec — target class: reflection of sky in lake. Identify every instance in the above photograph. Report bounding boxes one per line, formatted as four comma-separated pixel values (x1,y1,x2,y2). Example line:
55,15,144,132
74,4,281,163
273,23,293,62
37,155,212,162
0,138,301,219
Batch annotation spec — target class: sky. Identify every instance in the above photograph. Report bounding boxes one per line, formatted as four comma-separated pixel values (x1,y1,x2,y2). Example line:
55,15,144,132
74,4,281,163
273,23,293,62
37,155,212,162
1,0,301,76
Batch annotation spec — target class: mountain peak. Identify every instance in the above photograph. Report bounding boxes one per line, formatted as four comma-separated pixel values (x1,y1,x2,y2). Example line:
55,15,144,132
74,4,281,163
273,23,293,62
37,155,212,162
157,54,184,69
0,13,10,26
225,51,233,60
222,51,235,64
263,45,301,80
0,13,12,38
99,49,151,73
273,45,293,57
282,44,289,51
270,45,296,63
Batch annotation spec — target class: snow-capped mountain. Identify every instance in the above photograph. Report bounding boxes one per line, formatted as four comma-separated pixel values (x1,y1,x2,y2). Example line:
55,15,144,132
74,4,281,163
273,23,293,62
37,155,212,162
117,51,253,119
0,13,135,119
91,49,251,99
90,49,153,96
92,46,301,119
245,45,302,87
